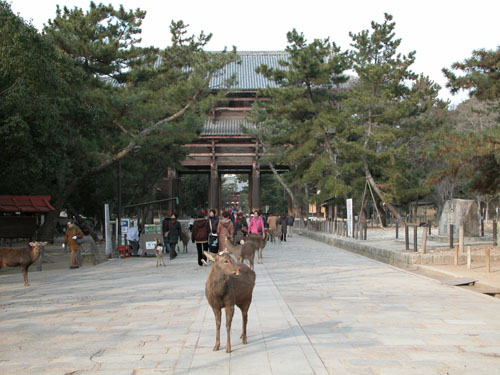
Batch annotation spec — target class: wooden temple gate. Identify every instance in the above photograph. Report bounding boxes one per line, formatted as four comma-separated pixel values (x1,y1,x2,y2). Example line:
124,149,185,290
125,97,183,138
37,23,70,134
158,52,289,215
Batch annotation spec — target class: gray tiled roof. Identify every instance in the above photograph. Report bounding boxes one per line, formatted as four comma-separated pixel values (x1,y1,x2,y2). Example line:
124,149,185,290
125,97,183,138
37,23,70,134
210,51,288,90
201,118,256,136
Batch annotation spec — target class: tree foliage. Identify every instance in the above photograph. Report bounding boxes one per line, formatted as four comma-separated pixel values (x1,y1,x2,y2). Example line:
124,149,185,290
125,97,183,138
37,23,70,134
433,47,500,197
1,1,236,239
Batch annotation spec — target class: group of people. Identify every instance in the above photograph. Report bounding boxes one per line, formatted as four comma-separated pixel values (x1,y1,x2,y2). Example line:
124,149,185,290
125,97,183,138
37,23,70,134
188,209,295,267
116,208,294,268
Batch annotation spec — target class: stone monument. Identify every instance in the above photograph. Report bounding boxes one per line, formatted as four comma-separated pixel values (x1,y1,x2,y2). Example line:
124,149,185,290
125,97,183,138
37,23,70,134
438,199,479,237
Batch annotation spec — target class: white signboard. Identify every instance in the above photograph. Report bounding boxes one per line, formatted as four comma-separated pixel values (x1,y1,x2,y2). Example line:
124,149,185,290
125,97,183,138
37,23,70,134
346,198,353,237
145,241,157,250
121,218,130,234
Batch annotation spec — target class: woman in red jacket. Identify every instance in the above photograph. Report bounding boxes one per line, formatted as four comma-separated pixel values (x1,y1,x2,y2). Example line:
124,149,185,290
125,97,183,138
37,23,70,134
191,211,210,266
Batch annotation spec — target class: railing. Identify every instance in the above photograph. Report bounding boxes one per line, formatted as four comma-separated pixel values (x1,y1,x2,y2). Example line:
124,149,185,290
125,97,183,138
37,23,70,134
295,218,368,240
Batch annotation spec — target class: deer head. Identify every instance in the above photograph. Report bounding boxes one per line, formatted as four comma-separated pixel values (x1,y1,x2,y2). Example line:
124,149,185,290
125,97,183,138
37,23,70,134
29,241,47,253
204,251,240,276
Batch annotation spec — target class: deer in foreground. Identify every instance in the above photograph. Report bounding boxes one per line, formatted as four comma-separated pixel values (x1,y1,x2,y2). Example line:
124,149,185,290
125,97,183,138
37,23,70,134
204,250,256,353
0,241,47,286
224,236,259,270
247,232,268,264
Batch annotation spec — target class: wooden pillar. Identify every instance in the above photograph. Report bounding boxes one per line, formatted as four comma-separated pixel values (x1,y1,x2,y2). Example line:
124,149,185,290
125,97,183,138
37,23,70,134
218,173,222,214
208,162,219,212
248,172,253,213
251,162,261,211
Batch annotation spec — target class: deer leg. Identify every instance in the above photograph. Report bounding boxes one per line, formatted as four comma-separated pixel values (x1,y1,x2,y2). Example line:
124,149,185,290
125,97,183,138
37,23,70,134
240,305,249,344
212,307,222,351
250,257,254,271
258,248,263,264
22,266,29,286
225,305,234,353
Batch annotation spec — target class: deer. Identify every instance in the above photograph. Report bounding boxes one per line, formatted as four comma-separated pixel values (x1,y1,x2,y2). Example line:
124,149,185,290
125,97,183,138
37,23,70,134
204,250,256,353
180,231,189,253
154,238,166,267
267,227,282,244
247,232,268,264
0,241,47,286
224,236,259,271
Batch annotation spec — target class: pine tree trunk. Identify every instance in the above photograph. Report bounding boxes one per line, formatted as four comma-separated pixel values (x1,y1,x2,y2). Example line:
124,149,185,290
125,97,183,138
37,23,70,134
267,161,302,219
364,159,404,225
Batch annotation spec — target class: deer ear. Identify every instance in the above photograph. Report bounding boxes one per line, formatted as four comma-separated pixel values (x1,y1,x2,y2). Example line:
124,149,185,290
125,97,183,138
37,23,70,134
204,251,216,261
240,240,245,245
29,242,35,247
41,242,48,246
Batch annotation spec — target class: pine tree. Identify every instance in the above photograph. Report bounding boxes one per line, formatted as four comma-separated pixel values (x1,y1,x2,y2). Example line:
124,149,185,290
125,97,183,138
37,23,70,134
249,29,351,212
346,13,445,223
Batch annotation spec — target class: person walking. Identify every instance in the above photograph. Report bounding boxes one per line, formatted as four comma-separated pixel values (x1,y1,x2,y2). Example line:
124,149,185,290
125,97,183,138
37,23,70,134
235,212,248,236
126,222,140,256
217,211,234,252
267,212,278,241
248,210,265,237
161,214,171,255
278,212,288,242
287,214,295,237
166,213,182,259
208,209,219,253
62,220,84,269
191,211,209,266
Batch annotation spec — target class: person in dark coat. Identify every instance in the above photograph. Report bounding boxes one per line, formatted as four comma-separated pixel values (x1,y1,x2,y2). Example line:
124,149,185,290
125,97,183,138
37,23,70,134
191,211,209,266
278,212,288,242
235,212,248,236
167,213,182,259
161,214,171,254
287,214,295,237
208,209,219,253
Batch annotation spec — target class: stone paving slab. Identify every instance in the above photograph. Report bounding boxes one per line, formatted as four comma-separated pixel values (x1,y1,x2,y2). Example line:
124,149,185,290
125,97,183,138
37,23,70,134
1,235,500,374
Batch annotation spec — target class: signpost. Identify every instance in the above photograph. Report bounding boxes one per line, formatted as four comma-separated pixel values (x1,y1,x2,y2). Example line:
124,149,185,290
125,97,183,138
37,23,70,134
104,204,111,256
346,198,353,237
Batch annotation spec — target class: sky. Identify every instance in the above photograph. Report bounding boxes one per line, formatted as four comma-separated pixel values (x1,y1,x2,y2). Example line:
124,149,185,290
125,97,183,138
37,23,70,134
9,0,500,105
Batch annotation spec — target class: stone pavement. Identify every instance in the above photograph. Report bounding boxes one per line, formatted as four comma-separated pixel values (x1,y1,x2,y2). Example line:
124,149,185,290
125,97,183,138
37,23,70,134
1,236,500,375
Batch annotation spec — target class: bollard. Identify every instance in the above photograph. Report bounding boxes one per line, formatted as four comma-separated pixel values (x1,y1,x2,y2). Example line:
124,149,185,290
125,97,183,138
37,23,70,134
405,224,409,251
454,245,459,266
421,227,428,254
480,219,484,237
467,246,471,269
413,225,418,252
459,223,464,254
396,221,399,239
364,222,367,240
449,224,454,249
485,248,491,273
493,220,498,246
428,221,432,235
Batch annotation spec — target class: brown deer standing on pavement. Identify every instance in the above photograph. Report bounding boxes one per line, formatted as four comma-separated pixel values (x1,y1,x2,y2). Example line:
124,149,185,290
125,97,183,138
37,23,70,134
247,232,268,264
204,250,256,353
0,241,47,286
224,236,259,270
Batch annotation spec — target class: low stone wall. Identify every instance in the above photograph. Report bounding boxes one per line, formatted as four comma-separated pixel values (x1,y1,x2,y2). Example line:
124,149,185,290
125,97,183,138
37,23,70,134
298,228,500,268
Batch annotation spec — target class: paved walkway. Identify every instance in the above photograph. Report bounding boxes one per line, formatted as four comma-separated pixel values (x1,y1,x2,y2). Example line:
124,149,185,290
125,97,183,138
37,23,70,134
1,236,500,375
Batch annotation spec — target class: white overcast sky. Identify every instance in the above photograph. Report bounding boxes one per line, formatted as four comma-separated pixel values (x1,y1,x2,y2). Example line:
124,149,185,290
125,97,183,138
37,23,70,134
10,0,500,105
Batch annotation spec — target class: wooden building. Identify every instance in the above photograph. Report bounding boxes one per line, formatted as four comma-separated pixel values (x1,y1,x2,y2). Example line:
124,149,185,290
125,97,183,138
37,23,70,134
159,52,289,214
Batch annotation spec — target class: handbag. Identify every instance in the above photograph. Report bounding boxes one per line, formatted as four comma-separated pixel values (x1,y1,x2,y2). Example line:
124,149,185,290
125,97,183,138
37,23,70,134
208,233,218,246
76,237,85,244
